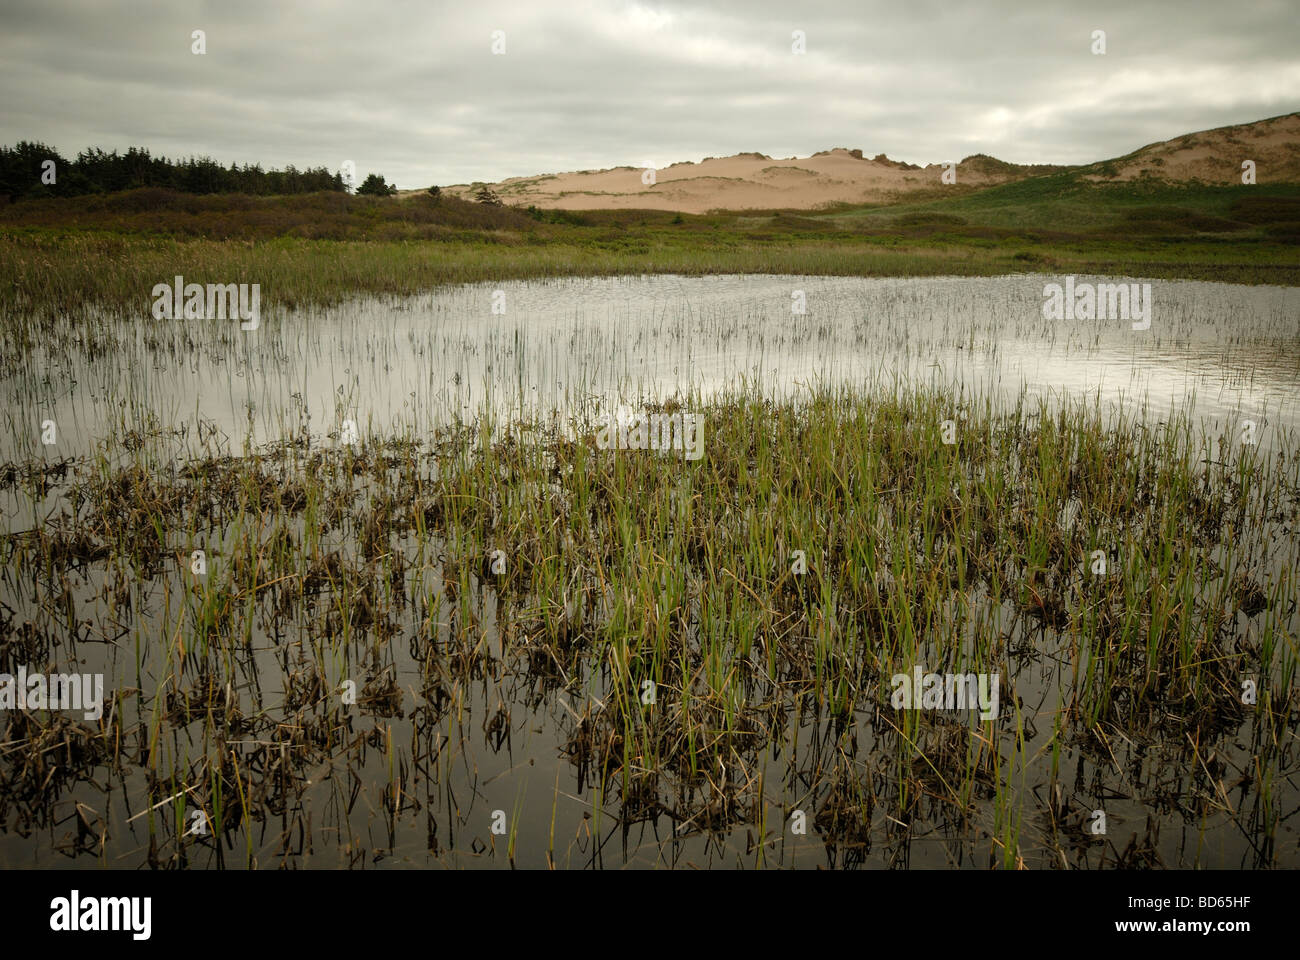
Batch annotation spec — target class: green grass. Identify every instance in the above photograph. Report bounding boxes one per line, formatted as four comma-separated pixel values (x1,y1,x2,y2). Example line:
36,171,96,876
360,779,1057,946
3,161,1298,869
827,176,1300,231
1,175,1297,325
1,232,1296,330
4,382,1297,866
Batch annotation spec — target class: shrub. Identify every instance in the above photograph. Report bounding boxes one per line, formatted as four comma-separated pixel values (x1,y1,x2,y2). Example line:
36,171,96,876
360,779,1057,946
357,173,397,197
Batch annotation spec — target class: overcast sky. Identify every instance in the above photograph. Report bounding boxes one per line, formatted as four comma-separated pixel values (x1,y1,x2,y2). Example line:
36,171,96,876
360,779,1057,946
2,0,1297,189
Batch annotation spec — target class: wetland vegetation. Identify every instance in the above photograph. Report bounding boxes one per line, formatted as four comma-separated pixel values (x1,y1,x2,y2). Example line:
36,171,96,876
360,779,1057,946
0,263,1297,868
2,176,1299,327
0,146,1297,868
1,383,1297,868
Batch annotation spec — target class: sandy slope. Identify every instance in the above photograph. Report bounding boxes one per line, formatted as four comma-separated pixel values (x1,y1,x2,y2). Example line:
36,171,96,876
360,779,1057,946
430,113,1299,213
440,149,1028,213
1084,113,1300,184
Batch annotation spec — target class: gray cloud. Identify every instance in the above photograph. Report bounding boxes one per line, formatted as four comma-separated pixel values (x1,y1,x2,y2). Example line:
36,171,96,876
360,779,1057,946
1,0,1296,188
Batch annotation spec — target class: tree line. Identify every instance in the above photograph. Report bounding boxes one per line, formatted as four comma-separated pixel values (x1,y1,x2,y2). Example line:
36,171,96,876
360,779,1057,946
0,141,402,201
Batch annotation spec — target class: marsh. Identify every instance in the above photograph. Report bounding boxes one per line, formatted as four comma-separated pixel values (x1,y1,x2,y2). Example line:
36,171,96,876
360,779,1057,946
0,273,1296,869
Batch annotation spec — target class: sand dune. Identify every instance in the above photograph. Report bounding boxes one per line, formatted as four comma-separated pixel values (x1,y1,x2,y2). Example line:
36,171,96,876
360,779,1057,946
435,113,1300,213
1082,113,1300,184
441,149,1043,213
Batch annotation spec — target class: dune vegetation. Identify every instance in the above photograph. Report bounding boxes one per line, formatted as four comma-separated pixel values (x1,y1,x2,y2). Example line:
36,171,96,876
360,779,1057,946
1,176,1298,326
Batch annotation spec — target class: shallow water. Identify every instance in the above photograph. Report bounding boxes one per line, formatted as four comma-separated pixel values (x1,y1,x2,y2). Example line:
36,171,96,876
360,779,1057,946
1,274,1298,870
5,274,1298,460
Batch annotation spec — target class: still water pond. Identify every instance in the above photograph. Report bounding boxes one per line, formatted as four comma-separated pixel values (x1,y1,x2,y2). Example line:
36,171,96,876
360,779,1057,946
8,274,1299,459
1,275,1297,870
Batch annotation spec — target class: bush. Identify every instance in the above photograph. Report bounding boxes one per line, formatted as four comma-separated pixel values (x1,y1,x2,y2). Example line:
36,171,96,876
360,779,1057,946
1229,195,1300,224
891,212,968,227
357,173,397,197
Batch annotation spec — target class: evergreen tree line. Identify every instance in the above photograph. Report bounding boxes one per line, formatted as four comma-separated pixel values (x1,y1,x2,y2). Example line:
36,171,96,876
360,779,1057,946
0,141,352,201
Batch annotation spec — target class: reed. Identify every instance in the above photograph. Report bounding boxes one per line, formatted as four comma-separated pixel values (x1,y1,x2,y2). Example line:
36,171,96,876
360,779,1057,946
1,372,1295,867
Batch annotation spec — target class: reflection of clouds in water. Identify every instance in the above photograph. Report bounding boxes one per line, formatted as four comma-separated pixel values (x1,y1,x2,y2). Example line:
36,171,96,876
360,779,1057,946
3,274,1297,459
985,336,1298,442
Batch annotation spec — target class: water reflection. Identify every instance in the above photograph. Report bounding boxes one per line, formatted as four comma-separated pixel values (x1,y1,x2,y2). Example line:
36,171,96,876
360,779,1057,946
4,275,1297,461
